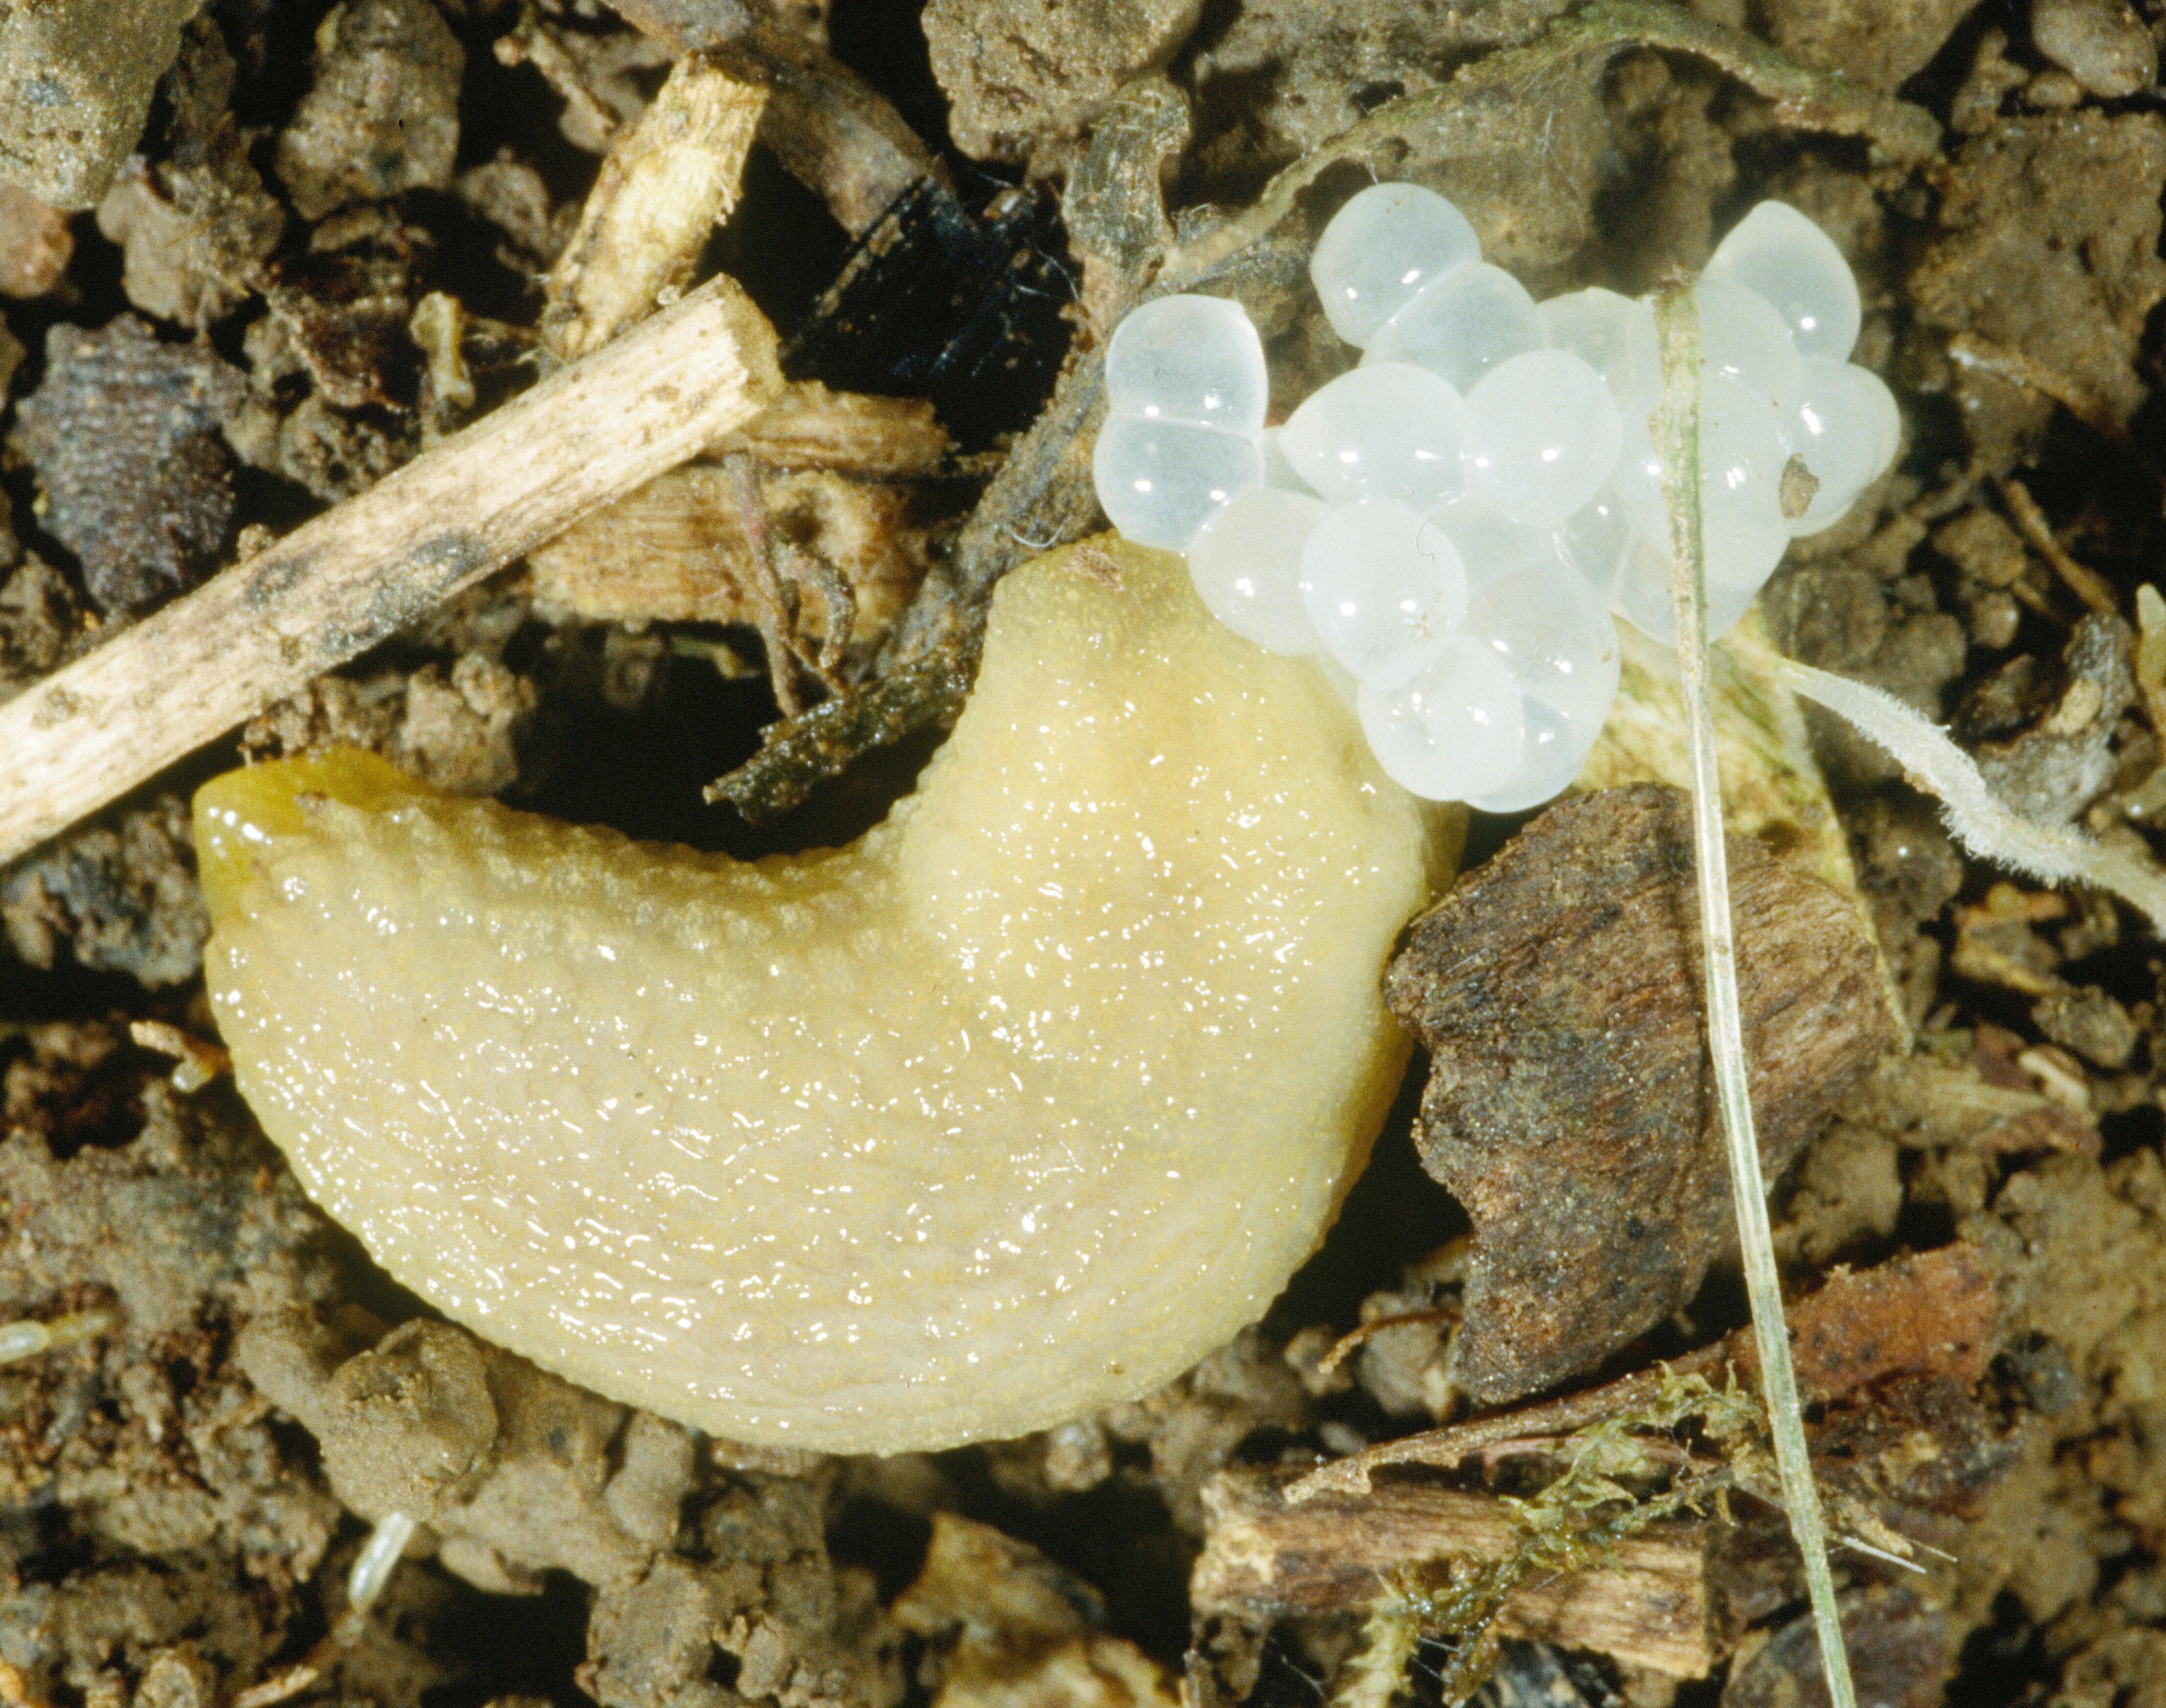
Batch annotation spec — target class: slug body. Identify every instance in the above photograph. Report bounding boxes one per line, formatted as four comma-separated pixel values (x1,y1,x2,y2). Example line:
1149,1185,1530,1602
195,541,1439,1453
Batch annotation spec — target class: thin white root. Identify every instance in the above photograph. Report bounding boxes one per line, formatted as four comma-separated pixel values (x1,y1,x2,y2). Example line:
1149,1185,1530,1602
1652,287,1858,1708
346,1511,418,1617
0,1309,117,1366
1767,655,2166,935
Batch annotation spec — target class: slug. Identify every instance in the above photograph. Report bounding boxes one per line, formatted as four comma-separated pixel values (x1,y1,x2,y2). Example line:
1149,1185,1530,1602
194,539,1443,1453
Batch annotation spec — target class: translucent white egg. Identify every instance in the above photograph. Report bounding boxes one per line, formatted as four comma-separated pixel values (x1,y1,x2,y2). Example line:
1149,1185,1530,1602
1279,363,1466,509
1698,368,1796,543
1464,698,1598,814
1186,487,1326,654
1554,484,1633,594
1616,278,1805,413
1433,497,1568,590
1092,415,1264,551
1363,262,1545,392
1298,498,1469,686
1704,516,1791,598
1356,636,1526,801
1103,295,1270,432
1779,358,1901,534
1607,536,1764,645
1703,201,1861,363
1694,276,1805,403
1539,287,1654,396
1610,369,1791,559
1608,381,1673,544
1465,559,1622,735
1309,183,1482,347
1460,349,1623,527
1258,427,1315,493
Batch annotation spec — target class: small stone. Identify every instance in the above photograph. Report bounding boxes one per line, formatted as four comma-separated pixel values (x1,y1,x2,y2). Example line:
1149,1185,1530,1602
0,0,200,209
2033,0,2156,98
0,180,71,297
2025,68,2089,109
2032,986,2140,1070
132,1650,218,1708
1931,506,2029,589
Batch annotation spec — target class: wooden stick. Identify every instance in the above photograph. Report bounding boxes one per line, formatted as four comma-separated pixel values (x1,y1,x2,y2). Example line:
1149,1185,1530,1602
0,273,782,866
1194,1467,1714,1679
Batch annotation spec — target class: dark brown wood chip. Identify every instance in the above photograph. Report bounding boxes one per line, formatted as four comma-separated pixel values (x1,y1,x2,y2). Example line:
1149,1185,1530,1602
1386,784,1899,1407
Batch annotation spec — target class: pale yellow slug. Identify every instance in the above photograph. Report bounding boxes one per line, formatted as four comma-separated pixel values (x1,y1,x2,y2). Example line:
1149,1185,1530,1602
193,538,1444,1453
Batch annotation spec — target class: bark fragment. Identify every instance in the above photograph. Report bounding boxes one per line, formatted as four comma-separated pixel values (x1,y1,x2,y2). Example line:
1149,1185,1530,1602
10,315,247,616
1385,784,1900,1406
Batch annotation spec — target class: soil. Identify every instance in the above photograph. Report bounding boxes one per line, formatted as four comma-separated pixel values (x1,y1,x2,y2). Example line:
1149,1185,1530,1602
6,4,2166,1708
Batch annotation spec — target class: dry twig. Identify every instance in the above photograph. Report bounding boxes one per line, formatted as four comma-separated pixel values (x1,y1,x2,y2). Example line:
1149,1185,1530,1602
0,275,783,866
1288,1245,1994,1502
602,0,939,233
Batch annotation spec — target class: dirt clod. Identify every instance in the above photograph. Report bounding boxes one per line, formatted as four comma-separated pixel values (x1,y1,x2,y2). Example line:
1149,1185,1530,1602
1,796,209,988
0,0,201,209
274,0,465,222
0,557,86,699
95,18,285,329
924,0,1201,166
1912,112,2166,432
2031,0,2157,98
1755,0,1978,91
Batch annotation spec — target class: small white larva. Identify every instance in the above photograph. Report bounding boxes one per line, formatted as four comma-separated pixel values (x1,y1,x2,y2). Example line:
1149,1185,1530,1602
194,540,1443,1454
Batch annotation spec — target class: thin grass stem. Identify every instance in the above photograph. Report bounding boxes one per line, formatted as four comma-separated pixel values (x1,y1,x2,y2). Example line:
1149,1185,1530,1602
1650,284,1856,1708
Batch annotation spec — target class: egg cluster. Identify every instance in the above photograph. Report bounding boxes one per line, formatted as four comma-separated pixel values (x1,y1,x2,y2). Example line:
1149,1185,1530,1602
1092,185,1900,809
